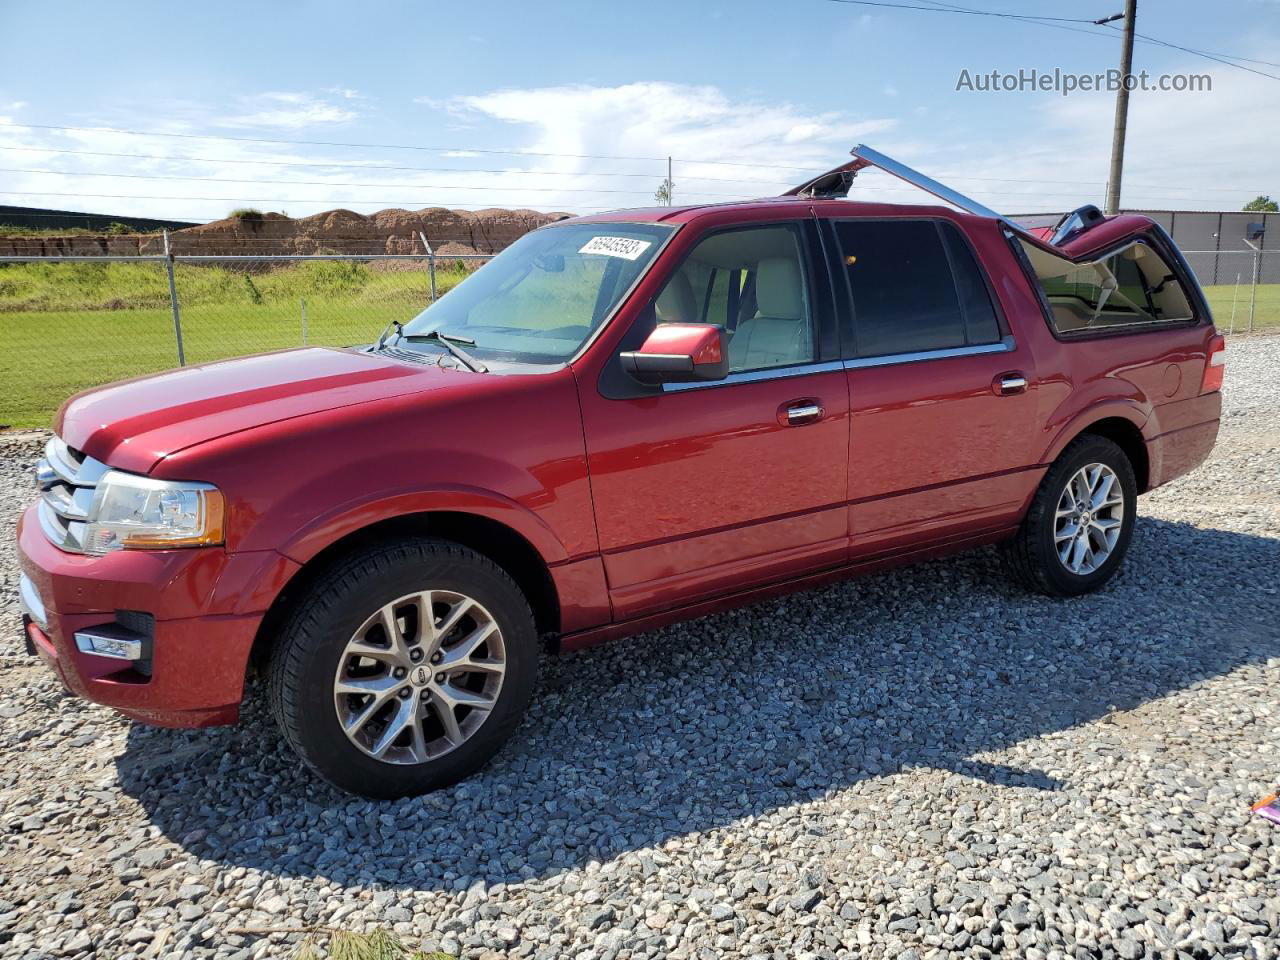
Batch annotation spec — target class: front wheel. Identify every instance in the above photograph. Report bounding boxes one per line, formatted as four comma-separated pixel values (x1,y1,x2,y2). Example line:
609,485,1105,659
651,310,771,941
267,538,538,799
1001,435,1137,597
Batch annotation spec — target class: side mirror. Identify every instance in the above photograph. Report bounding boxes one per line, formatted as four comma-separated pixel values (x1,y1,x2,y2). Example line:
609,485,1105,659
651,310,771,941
619,323,729,385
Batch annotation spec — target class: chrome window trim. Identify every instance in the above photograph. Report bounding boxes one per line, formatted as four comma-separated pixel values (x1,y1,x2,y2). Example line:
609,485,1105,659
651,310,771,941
662,360,845,393
843,336,1015,371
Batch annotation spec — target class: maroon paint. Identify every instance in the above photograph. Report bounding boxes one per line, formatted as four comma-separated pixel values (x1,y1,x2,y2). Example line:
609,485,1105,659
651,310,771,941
18,198,1221,727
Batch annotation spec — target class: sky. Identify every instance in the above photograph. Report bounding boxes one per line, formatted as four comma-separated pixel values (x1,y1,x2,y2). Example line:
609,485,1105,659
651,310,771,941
1,0,1278,224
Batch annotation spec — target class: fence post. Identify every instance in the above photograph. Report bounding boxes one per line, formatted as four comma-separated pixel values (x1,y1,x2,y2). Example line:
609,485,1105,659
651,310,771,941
419,231,437,302
1229,272,1240,335
1249,246,1260,334
300,297,308,345
162,230,186,366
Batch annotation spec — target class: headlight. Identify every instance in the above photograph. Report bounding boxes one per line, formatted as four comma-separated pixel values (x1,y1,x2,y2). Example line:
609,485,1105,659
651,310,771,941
83,471,225,555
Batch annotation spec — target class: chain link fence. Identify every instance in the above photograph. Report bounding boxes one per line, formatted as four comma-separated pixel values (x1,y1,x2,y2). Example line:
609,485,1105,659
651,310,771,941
0,251,492,428
0,247,1275,429
1186,249,1278,335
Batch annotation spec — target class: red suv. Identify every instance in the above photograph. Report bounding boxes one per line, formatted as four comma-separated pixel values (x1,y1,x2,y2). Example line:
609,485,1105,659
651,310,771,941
16,147,1223,798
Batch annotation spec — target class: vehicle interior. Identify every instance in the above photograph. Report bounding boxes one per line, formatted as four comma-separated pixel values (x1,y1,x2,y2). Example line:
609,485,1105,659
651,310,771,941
654,226,815,372
1019,238,1195,333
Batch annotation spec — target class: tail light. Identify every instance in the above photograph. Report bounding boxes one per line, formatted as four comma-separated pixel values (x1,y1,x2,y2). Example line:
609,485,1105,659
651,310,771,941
1201,334,1226,393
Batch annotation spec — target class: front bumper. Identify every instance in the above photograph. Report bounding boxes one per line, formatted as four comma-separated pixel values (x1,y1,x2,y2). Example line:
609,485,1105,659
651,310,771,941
16,502,297,729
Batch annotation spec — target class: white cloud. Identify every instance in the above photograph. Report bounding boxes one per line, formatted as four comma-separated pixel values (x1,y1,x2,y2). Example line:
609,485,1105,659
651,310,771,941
216,92,357,129
453,82,896,202
0,70,1273,224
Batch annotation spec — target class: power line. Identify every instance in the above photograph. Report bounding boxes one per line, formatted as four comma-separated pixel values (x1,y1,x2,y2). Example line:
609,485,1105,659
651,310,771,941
834,0,1280,79
2,184,1258,207
2,143,1268,195
1101,23,1280,81
823,0,1096,23
0,167,755,199
0,144,796,186
20,164,1248,201
0,122,821,171
0,190,686,208
907,0,1130,43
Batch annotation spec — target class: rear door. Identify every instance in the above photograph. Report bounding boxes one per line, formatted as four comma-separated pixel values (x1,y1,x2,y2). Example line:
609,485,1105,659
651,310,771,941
577,218,850,619
824,216,1045,557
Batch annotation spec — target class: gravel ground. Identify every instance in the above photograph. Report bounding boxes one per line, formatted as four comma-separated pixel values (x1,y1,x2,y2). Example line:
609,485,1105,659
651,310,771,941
1,336,1278,960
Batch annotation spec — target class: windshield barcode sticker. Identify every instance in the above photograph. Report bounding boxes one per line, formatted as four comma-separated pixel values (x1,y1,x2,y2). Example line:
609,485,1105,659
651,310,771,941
579,236,653,260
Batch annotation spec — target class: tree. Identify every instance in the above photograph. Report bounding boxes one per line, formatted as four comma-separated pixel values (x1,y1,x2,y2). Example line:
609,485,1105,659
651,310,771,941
654,178,673,206
1243,195,1278,212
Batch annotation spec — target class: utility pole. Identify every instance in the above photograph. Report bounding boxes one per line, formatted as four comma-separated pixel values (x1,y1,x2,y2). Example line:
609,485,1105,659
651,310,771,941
667,156,674,206
1101,0,1137,215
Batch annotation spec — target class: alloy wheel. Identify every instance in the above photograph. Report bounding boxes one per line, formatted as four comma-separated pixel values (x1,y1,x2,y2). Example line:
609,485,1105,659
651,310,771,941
333,590,506,764
1054,462,1125,576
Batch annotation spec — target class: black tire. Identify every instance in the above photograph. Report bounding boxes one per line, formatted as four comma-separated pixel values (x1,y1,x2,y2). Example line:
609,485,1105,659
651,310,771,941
1000,434,1137,597
267,537,538,799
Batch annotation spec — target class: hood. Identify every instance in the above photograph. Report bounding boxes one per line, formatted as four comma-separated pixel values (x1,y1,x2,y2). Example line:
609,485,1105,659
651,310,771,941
57,347,469,473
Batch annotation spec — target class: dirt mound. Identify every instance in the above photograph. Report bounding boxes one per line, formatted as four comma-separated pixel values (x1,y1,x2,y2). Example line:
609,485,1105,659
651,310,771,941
0,206,576,258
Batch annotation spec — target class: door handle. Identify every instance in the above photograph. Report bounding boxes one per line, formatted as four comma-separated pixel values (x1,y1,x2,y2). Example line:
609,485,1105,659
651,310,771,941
780,400,824,425
993,373,1028,396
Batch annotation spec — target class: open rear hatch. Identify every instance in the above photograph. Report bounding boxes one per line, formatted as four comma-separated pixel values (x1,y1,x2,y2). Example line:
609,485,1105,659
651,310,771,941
790,145,1216,348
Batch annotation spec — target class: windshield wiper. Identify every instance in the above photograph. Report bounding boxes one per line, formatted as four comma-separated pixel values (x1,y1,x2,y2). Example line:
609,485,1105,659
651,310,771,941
402,330,488,373
374,319,404,352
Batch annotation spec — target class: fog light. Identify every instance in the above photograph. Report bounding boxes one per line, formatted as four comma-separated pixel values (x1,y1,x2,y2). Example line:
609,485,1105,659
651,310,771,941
74,626,144,661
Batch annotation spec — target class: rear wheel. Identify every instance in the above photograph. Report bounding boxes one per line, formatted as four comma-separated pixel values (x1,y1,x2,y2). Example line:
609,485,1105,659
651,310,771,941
1001,435,1137,597
268,538,538,798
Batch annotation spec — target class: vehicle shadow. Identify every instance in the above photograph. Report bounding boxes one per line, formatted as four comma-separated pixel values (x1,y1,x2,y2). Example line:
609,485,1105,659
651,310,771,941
117,516,1280,891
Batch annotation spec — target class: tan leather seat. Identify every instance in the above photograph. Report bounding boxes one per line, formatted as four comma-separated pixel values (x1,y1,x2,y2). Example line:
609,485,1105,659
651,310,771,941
729,258,811,370
656,269,698,325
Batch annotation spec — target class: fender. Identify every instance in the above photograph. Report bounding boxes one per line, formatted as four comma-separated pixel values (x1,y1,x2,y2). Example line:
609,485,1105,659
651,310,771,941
276,483,571,569
1038,396,1150,466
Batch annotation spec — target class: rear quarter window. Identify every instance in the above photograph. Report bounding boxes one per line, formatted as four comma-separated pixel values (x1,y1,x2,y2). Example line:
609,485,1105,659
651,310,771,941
1017,237,1197,336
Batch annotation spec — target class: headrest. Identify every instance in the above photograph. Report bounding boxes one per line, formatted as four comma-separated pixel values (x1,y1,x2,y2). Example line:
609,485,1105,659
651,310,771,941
756,258,804,319
656,270,697,324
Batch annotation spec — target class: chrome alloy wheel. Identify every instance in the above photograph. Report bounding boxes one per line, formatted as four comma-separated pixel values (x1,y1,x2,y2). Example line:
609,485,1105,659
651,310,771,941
333,590,506,764
1054,462,1125,576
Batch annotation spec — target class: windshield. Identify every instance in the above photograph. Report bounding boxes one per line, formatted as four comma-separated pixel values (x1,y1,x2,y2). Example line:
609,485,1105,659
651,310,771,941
401,222,673,363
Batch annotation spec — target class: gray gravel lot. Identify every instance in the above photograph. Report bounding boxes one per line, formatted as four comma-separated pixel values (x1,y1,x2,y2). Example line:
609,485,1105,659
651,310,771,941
1,337,1278,960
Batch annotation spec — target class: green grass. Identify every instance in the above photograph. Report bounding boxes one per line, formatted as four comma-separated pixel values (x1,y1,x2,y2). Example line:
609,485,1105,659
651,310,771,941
2,258,1275,430
0,223,158,238
1202,281,1280,333
0,260,474,427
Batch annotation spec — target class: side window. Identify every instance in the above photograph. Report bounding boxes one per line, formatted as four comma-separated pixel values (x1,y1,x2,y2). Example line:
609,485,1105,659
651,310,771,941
653,225,815,373
1018,238,1195,334
835,220,1002,358
940,223,1001,346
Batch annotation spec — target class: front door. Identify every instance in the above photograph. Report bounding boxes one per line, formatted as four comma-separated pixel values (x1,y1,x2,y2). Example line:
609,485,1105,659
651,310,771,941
578,220,850,619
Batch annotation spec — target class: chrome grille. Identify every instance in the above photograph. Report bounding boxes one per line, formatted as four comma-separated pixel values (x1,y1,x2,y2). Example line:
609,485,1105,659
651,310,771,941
36,436,109,553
